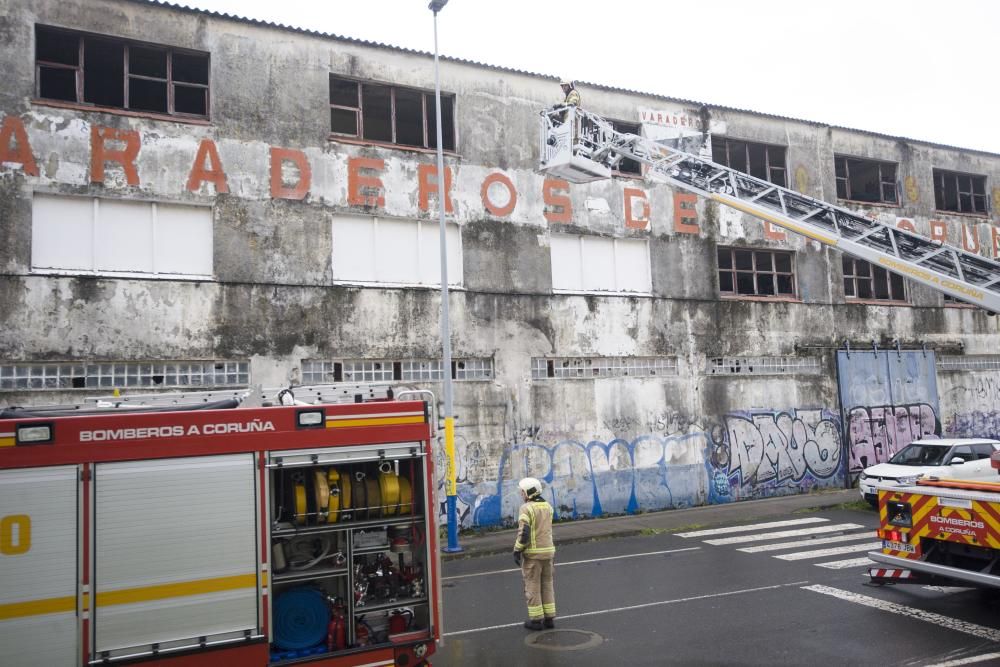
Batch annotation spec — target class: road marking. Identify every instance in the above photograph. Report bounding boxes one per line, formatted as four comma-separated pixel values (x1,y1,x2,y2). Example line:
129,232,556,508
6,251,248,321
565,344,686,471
814,556,873,569
927,652,1000,667
738,531,875,553
444,580,810,637
442,547,701,581
775,542,882,561
704,524,865,545
675,517,828,538
803,585,1000,642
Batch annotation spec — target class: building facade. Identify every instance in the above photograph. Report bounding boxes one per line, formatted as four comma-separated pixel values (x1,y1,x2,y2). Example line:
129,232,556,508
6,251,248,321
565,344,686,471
2,0,1000,527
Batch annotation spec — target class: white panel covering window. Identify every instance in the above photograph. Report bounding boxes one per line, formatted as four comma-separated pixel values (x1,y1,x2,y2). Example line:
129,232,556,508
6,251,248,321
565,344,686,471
93,455,258,658
31,194,213,278
550,234,651,294
0,466,79,667
331,214,462,287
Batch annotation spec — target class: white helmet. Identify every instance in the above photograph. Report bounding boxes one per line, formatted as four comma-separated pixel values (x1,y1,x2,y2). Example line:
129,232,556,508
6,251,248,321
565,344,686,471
559,79,574,88
518,477,543,498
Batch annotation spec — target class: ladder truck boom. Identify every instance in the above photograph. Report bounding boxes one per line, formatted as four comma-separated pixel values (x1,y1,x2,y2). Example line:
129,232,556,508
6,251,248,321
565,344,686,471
539,106,1000,314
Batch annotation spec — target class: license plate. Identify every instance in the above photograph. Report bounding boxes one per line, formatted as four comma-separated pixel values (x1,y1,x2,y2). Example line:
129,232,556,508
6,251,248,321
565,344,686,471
882,539,915,553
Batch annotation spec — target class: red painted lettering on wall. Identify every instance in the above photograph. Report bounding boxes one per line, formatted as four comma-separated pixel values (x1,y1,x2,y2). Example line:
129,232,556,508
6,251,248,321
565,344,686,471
347,157,385,208
623,187,650,229
0,116,38,176
929,220,948,243
961,224,980,253
763,221,786,241
418,164,454,213
269,147,311,200
673,192,699,234
186,139,228,194
480,172,517,217
90,126,140,186
543,178,572,224
895,218,917,233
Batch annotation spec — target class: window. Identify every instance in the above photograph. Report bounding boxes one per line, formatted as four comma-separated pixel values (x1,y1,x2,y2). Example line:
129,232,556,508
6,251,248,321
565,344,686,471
933,169,988,215
301,358,493,383
835,156,897,204
706,356,820,376
331,215,462,287
717,247,795,297
0,360,248,390
35,25,209,117
329,75,455,151
531,357,677,380
609,120,642,175
550,235,650,294
972,443,1000,460
938,355,1000,371
711,137,786,186
31,194,213,278
842,256,905,301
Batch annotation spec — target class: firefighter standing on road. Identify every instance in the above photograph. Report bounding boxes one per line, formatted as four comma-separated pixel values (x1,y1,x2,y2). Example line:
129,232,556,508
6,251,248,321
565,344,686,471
513,477,556,630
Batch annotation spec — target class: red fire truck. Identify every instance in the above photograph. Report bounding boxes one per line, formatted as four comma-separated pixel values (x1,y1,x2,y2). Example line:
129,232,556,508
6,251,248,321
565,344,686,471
0,383,440,667
867,451,1000,589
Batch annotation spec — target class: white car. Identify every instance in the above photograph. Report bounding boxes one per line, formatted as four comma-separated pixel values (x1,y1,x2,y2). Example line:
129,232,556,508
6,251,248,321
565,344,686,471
859,438,1000,506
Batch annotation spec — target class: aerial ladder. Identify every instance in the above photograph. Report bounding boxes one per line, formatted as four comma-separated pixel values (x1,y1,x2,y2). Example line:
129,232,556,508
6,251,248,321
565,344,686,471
539,106,1000,314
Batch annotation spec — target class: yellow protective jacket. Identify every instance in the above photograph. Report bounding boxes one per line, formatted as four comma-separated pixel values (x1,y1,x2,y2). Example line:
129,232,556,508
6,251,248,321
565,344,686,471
514,498,555,559
563,89,581,106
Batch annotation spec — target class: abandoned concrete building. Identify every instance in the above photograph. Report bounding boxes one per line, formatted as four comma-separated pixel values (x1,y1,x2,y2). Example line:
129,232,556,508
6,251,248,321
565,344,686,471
2,0,1000,526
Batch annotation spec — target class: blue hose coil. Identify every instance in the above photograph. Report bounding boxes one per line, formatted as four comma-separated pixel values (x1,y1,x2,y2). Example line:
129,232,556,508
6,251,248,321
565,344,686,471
273,587,331,650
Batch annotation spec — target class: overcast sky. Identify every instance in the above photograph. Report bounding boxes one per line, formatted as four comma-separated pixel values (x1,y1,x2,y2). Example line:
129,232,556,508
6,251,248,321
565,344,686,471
177,0,999,154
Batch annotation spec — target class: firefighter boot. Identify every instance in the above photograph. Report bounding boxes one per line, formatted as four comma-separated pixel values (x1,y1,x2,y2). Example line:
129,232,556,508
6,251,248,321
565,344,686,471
544,617,555,629
524,619,544,631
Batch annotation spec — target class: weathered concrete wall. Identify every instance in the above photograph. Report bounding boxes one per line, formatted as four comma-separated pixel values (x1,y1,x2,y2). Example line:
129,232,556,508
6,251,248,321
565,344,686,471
2,0,1000,527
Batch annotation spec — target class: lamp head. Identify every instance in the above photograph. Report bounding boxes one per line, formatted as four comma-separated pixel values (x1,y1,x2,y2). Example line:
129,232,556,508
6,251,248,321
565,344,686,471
429,0,449,12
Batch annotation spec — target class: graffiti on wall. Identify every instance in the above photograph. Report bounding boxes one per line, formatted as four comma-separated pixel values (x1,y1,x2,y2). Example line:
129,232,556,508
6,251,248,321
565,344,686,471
847,403,939,472
942,376,1000,439
439,407,844,528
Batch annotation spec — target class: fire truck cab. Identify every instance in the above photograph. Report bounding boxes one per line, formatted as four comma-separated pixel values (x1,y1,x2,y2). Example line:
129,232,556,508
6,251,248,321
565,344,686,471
0,384,440,667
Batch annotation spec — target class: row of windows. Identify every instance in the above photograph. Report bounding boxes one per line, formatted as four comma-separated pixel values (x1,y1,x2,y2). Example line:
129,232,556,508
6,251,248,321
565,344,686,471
7,354,998,391
32,26,990,213
31,194,958,305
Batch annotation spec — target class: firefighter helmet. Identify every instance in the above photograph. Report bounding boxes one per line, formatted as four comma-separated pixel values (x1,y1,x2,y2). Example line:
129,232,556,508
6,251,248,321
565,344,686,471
559,79,574,89
518,477,543,499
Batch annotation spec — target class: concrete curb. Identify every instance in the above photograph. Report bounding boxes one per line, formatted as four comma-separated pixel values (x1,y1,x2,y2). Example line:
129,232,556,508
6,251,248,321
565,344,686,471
442,488,863,561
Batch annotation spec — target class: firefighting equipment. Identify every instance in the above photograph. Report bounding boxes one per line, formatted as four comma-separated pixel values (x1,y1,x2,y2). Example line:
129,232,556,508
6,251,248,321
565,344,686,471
313,469,330,522
293,473,308,525
325,597,347,651
326,468,342,523
518,477,543,500
285,535,346,572
515,497,555,557
389,608,413,635
524,618,544,631
378,462,400,516
273,587,330,650
397,475,413,515
521,556,556,624
339,469,353,521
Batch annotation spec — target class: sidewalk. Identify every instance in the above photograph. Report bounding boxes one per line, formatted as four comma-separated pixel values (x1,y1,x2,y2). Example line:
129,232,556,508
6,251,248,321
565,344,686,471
442,488,861,560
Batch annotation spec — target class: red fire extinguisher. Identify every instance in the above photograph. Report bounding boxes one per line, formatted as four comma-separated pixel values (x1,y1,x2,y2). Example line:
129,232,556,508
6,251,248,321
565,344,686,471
326,597,346,651
389,608,413,635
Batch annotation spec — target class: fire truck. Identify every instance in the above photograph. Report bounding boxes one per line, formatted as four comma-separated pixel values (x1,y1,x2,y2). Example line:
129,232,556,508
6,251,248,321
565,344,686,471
867,451,1000,589
0,383,441,667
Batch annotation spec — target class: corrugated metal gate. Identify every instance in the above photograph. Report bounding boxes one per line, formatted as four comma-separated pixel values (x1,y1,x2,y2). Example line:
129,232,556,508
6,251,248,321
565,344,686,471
836,348,941,483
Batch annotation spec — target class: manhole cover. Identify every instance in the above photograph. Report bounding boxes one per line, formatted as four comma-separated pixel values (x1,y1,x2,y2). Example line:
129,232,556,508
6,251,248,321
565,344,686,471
525,629,603,651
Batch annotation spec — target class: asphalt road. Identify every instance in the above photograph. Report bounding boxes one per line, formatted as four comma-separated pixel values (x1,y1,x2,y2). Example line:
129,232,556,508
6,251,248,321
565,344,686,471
435,507,1000,666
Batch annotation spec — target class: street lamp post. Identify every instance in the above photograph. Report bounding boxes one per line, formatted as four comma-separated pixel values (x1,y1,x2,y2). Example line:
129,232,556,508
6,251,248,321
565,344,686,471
429,0,462,553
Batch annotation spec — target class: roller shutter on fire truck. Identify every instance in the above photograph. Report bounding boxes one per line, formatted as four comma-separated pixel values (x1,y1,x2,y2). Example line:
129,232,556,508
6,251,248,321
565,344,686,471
92,454,261,660
0,466,79,667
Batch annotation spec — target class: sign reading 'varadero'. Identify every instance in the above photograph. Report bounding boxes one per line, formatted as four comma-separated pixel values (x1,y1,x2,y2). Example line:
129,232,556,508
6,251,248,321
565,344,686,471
2,115,998,253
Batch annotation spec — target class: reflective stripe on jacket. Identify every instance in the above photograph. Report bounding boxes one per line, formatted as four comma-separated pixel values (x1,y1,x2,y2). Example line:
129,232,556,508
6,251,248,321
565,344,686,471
514,499,555,558
563,89,581,106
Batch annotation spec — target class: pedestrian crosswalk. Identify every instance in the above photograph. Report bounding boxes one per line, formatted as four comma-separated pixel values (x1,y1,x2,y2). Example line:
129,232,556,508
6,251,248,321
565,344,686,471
677,517,877,570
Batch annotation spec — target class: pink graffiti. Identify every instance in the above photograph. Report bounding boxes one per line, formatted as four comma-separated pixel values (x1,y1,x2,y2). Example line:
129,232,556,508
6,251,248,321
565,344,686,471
848,403,939,472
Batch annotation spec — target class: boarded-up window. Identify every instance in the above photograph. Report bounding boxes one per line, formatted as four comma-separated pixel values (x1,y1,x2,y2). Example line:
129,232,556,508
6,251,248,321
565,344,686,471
31,194,213,277
331,215,462,287
550,234,651,294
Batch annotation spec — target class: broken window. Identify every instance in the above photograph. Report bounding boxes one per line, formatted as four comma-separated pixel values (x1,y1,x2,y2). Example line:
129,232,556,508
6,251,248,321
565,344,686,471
711,137,786,186
609,120,642,175
329,75,456,151
835,156,897,204
35,25,209,118
933,168,988,215
842,256,905,302
717,247,795,297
